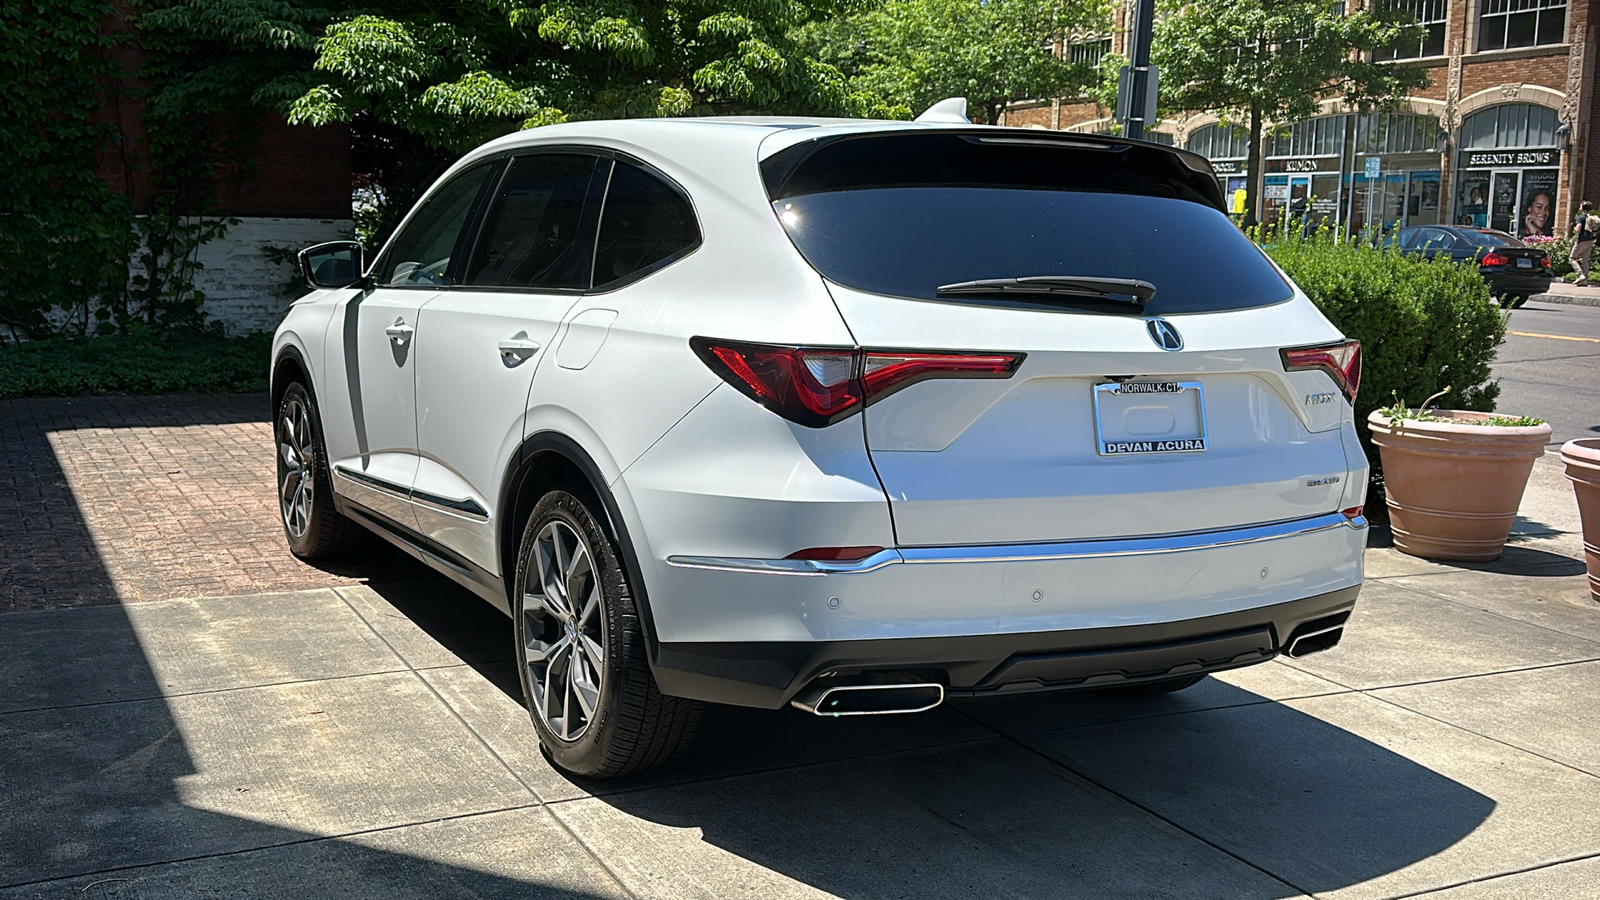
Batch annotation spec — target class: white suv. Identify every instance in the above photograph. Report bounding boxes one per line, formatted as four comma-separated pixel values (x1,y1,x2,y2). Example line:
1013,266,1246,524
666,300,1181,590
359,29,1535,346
272,117,1368,778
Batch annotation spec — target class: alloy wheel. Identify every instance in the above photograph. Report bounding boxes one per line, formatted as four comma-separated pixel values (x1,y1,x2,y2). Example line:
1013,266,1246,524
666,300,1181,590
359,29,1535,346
522,519,606,742
277,397,315,539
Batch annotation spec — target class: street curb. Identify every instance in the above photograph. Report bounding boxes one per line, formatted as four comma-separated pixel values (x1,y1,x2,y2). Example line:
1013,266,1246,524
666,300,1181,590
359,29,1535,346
1533,289,1600,308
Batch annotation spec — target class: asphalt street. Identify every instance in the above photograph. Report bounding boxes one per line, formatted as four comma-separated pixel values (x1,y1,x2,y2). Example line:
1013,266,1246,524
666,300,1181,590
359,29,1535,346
1496,297,1600,446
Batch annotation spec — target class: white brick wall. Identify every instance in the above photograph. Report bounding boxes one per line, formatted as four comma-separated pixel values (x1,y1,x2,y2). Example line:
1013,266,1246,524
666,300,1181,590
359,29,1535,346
193,217,355,335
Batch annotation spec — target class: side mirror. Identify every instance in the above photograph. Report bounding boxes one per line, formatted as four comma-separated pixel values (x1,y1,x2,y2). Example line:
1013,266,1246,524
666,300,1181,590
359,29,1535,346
297,240,366,289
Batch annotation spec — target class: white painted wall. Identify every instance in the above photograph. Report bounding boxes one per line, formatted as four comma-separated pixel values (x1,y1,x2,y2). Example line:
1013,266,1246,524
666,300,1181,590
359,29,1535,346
193,217,354,335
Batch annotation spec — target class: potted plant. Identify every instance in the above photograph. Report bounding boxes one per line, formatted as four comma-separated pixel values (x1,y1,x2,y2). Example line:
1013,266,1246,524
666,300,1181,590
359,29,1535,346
1561,439,1600,601
1368,389,1551,561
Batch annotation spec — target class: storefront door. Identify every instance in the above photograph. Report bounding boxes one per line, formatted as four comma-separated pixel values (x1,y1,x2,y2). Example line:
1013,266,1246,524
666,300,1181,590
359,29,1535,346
1489,171,1520,234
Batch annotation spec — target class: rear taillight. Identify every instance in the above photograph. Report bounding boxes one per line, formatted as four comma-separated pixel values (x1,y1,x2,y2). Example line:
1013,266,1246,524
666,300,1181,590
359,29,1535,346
1540,255,1552,268
1281,340,1361,405
1481,251,1509,267
692,337,1023,427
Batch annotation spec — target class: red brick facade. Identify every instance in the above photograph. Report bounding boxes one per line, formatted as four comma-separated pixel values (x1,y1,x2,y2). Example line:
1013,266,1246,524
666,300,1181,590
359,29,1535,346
93,0,350,219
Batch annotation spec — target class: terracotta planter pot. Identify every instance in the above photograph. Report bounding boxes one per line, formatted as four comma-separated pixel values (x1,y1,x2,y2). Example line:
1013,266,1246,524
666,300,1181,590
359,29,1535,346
1368,410,1552,561
1561,439,1600,602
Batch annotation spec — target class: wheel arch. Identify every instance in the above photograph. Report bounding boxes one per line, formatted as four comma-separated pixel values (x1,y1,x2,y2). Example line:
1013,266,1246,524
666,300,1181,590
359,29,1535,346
270,343,314,419
499,431,661,651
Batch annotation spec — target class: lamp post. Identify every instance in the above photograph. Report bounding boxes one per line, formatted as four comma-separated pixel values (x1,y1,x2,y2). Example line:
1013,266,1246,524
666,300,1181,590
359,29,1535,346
1120,0,1157,140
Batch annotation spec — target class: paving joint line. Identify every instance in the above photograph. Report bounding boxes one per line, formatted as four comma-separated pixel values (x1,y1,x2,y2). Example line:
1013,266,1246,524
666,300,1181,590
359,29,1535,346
1376,576,1600,649
947,704,1315,898
1279,655,1600,694
334,589,642,900
1382,848,1600,898
0,803,544,892
1360,687,1600,783
0,667,421,718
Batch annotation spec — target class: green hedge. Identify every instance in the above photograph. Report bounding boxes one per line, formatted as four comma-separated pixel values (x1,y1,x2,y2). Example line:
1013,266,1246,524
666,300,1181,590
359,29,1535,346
1264,234,1506,464
0,332,271,398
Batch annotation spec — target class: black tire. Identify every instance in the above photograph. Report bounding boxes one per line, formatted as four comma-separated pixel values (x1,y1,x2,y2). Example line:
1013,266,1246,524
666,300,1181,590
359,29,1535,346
513,489,702,778
1512,295,1530,309
275,382,364,560
1101,674,1207,698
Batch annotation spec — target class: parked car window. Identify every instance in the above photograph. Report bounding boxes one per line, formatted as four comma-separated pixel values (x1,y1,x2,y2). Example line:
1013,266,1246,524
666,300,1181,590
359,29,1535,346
1419,229,1456,250
1398,228,1423,249
593,161,700,288
1457,229,1520,248
465,154,606,290
379,163,499,287
764,133,1288,315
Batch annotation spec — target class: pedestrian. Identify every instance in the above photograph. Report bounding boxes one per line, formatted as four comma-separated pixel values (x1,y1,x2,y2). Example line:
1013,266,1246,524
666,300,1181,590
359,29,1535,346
1573,201,1597,286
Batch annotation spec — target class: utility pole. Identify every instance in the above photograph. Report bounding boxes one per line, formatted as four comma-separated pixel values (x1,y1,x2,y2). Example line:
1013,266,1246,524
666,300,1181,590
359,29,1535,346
1120,0,1157,140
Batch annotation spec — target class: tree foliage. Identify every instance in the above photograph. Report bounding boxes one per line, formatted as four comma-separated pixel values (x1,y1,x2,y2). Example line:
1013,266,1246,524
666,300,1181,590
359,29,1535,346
799,0,1109,125
1154,0,1428,217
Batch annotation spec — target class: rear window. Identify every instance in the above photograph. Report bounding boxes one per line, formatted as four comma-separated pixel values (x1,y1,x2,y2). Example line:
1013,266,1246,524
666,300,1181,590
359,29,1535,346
764,132,1292,315
1464,230,1522,247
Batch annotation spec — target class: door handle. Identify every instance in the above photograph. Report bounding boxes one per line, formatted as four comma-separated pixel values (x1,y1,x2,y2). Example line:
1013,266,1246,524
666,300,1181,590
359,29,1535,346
385,319,414,345
498,337,541,367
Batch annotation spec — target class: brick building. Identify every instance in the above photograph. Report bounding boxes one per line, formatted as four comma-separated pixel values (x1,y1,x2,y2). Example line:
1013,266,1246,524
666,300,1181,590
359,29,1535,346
96,0,353,334
1003,0,1599,240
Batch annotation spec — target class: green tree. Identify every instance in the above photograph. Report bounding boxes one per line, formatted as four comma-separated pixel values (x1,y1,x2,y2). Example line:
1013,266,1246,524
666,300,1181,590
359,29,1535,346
1154,0,1427,219
807,0,1109,125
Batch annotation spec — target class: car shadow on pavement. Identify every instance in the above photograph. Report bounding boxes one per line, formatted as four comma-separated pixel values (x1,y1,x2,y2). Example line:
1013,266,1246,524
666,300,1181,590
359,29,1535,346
0,396,618,898
366,584,1500,898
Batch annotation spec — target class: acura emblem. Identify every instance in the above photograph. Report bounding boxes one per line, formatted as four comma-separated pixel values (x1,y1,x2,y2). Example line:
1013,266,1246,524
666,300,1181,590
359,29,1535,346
1146,318,1183,351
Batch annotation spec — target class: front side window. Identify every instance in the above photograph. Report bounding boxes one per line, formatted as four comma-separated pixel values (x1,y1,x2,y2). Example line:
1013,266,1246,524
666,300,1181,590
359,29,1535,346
379,163,498,287
592,161,700,289
1479,0,1565,50
464,154,606,290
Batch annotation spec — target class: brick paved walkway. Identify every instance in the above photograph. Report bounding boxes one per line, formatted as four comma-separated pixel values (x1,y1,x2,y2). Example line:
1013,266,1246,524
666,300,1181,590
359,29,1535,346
0,393,433,612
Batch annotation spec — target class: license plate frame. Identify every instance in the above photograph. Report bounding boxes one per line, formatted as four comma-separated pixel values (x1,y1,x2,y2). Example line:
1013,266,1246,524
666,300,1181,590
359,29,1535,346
1517,257,1533,268
1093,381,1208,456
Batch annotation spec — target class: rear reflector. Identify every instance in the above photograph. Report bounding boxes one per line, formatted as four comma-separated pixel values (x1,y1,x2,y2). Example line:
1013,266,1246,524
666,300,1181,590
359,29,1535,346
1341,506,1364,521
692,337,1023,427
1281,340,1361,405
786,546,885,561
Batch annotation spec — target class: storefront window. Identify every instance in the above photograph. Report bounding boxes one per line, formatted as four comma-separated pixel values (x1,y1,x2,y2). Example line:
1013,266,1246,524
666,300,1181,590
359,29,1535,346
1186,124,1251,214
1453,104,1560,237
1268,116,1347,158
1355,113,1440,155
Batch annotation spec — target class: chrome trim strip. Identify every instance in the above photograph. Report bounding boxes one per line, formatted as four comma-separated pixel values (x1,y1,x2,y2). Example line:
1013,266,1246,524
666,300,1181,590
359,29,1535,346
333,465,411,500
411,488,489,520
665,512,1364,576
333,465,488,520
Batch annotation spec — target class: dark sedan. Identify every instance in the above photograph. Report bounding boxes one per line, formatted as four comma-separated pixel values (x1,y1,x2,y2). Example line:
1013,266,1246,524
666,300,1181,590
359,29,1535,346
1392,226,1553,308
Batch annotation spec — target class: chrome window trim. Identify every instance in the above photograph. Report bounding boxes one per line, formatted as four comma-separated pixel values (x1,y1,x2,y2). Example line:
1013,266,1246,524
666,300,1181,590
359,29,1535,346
665,512,1365,576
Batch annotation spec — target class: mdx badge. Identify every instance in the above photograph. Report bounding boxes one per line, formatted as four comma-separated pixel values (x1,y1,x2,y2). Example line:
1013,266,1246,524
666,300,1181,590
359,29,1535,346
1305,392,1337,406
1146,318,1183,351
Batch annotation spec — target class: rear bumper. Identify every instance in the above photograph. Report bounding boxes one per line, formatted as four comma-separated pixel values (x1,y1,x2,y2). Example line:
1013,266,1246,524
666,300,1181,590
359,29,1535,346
653,584,1360,708
1484,270,1553,295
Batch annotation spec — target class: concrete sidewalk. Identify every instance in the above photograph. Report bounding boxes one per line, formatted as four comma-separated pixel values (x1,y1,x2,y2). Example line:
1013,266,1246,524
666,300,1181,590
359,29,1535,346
2,452,1595,898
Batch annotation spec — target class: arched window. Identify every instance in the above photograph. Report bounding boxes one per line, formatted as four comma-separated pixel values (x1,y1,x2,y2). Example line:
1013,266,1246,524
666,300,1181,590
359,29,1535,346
1460,104,1560,149
1185,123,1251,161
1354,113,1441,155
1267,116,1347,157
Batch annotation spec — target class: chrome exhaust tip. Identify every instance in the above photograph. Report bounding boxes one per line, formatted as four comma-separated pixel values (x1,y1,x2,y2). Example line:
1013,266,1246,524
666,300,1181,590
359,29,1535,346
791,682,945,716
1285,624,1344,658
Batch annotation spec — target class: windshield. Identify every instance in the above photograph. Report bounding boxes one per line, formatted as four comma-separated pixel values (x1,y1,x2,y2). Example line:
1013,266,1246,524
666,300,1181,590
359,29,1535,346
774,187,1292,315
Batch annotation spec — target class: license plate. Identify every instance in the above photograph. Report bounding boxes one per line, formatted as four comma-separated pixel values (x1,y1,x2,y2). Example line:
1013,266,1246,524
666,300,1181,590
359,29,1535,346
1517,257,1533,268
1093,381,1207,455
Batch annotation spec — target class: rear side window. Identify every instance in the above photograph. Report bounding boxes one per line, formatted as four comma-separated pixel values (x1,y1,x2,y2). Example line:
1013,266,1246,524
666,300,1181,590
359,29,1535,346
465,154,605,290
379,162,498,286
764,133,1291,316
593,161,699,289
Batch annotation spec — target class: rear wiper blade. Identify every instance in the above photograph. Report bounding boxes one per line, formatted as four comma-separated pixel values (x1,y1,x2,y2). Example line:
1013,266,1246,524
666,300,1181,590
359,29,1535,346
935,276,1156,305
